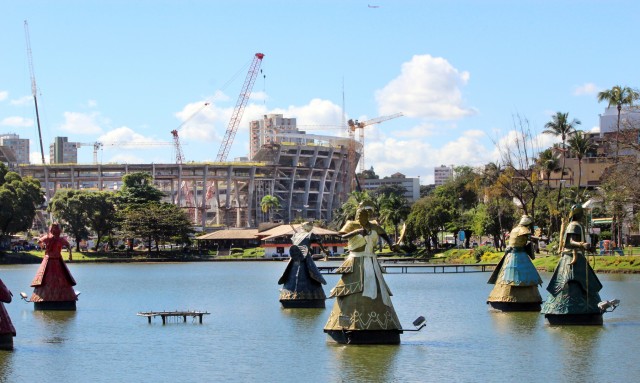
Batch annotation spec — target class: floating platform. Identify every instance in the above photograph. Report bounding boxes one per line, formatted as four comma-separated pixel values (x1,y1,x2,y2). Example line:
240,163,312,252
324,329,403,345
137,310,210,324
280,299,325,309
488,301,541,312
544,313,603,326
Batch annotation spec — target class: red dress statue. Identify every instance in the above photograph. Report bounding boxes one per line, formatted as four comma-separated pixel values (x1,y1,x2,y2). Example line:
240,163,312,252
0,279,16,350
31,223,78,310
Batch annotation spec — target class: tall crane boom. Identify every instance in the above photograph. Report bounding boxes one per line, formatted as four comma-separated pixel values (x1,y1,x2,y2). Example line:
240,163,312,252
24,20,46,165
215,53,264,162
348,112,403,172
171,130,185,164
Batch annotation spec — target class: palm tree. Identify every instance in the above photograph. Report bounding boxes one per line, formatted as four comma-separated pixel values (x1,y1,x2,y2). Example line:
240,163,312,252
543,112,581,211
537,148,561,188
260,195,280,222
597,85,640,162
378,194,410,242
568,130,595,195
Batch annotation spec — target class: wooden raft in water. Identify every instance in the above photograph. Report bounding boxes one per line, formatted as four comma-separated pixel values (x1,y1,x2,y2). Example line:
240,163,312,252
137,310,210,324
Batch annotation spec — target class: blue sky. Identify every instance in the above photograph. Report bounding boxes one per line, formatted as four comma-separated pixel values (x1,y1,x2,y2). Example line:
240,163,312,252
1,1,638,184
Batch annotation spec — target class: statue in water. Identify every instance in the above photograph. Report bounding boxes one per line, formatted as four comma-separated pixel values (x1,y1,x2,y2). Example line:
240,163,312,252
278,221,328,308
541,204,618,325
323,201,403,344
0,278,16,350
487,215,543,311
30,223,79,310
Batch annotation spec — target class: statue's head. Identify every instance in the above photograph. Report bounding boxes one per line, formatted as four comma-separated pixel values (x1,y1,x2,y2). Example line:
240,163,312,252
49,223,61,237
569,204,584,221
519,215,532,227
301,221,313,232
355,201,375,223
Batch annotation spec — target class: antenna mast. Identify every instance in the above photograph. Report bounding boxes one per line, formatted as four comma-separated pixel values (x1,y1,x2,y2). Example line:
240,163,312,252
24,20,46,165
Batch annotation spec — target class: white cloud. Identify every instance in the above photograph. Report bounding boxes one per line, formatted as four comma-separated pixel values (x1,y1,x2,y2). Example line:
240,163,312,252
9,95,31,106
30,151,47,164
60,111,104,135
590,126,600,133
1,116,33,127
574,83,599,96
364,129,497,182
98,126,166,146
375,54,476,120
0,91,8,102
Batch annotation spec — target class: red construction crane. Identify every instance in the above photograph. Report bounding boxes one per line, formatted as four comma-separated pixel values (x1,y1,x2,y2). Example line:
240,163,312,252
215,53,264,162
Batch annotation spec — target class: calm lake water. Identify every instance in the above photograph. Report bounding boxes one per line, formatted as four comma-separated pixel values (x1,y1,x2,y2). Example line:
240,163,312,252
0,261,638,383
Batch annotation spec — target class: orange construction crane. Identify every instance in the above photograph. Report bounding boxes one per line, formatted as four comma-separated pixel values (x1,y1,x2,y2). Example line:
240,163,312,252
216,53,264,162
347,112,403,172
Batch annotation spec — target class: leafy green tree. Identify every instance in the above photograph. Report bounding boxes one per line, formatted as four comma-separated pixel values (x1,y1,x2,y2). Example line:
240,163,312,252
83,191,119,250
260,195,281,222
406,194,453,251
373,184,407,199
358,167,379,180
117,172,165,205
597,85,640,161
119,202,193,255
0,165,44,243
48,189,91,251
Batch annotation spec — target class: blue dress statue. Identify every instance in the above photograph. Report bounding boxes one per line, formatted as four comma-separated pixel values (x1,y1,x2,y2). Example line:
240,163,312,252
487,215,543,311
278,222,327,308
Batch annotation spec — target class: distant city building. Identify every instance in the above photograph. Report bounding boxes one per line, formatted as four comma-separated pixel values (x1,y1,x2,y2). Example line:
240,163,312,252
0,133,30,165
362,172,420,203
249,114,306,159
50,137,78,164
434,165,454,186
599,106,640,135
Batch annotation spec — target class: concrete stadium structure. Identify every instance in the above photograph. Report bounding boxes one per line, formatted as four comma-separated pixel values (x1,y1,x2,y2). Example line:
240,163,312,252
17,140,359,229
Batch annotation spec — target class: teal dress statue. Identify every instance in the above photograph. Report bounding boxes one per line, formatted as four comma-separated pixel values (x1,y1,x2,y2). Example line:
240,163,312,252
541,205,605,325
487,215,542,311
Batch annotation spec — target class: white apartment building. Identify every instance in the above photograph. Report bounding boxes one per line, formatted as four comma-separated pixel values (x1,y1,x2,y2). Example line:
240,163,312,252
362,172,420,203
434,165,454,186
0,133,30,164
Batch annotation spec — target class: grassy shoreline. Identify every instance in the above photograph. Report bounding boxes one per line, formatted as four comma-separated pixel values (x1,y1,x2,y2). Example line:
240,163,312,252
3,248,640,273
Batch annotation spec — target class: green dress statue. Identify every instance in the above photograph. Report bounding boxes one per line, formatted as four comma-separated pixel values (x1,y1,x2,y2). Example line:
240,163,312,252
541,205,605,325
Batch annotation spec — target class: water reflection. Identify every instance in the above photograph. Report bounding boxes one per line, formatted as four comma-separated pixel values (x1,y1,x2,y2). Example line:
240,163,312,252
547,326,602,382
32,310,76,345
328,343,400,382
280,308,325,331
490,311,541,336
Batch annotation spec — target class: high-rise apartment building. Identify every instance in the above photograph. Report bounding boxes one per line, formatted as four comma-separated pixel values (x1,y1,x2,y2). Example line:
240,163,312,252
249,114,309,159
50,136,78,164
434,165,454,186
0,133,30,164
